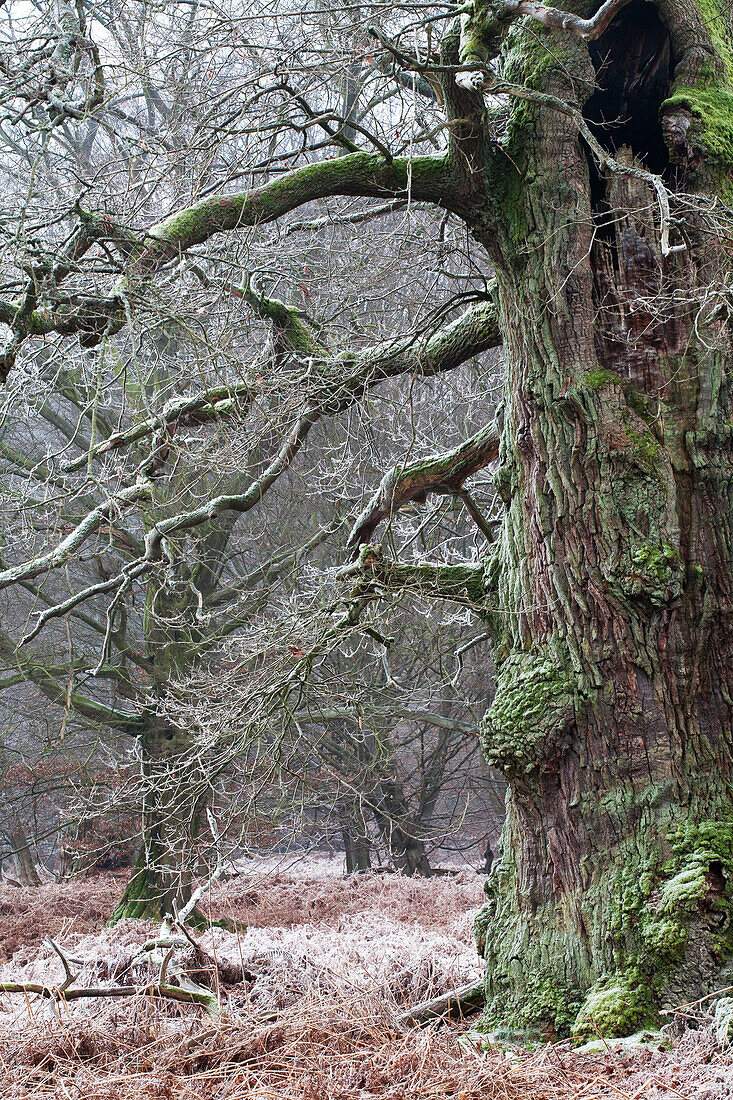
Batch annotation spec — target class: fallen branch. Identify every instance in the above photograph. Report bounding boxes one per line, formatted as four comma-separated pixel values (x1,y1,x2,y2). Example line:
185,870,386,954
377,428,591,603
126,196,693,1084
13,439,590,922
395,980,485,1028
0,978,217,1010
0,934,218,1013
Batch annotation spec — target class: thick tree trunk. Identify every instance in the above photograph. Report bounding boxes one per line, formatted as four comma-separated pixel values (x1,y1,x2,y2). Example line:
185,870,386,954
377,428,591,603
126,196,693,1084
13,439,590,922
371,779,433,876
112,831,197,922
341,804,372,873
462,2,733,1039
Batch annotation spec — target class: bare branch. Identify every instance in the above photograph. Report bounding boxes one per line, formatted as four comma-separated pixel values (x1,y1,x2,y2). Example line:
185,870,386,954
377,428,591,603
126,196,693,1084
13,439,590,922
0,301,500,625
0,627,144,733
61,382,255,472
396,980,485,1027
0,478,153,594
349,421,499,549
506,0,633,40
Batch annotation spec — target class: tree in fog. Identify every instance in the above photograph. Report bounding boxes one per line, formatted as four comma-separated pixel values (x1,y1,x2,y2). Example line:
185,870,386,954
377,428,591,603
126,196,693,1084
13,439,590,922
0,0,732,1037
0,1,501,914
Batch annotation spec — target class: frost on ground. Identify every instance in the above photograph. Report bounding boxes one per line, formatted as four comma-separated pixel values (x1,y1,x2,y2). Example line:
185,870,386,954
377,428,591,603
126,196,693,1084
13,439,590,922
0,911,483,1026
0,860,732,1098
0,857,486,1030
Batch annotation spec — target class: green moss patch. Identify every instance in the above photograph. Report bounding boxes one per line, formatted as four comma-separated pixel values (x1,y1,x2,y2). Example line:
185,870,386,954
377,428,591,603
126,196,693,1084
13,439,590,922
663,87,733,169
616,540,682,607
480,645,578,771
481,970,582,1040
574,970,657,1040
574,818,733,1037
477,816,733,1041
584,369,622,392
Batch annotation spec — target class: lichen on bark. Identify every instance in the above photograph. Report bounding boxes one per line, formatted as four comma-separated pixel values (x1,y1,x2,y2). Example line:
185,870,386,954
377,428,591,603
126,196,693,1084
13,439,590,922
459,0,733,1042
480,642,582,773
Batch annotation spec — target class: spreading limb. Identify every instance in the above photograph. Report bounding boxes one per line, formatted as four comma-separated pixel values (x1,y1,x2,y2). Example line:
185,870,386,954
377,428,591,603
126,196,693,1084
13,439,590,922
349,421,499,549
0,301,499,621
345,545,485,605
0,152,458,381
507,0,633,40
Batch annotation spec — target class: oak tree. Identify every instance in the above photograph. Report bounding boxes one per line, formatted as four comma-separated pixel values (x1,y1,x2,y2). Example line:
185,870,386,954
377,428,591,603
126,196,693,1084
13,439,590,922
1,0,732,1036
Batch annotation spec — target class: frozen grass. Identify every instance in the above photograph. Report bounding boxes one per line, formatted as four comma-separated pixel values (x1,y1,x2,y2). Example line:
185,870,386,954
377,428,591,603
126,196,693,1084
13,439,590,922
1,999,732,1099
208,858,487,931
0,911,484,1025
0,863,732,1098
0,876,122,962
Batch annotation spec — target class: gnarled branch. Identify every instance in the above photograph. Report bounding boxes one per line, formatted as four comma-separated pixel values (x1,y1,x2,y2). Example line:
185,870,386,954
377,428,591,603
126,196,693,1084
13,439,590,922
349,421,499,549
344,545,485,605
0,152,459,382
507,0,633,40
0,300,500,633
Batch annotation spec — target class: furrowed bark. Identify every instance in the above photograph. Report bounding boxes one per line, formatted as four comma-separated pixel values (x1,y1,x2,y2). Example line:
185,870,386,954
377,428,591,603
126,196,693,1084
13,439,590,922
354,0,733,1039
457,0,733,1040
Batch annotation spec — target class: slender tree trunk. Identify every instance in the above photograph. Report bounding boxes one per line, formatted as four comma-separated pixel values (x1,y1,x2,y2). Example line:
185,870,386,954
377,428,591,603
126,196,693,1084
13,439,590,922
112,830,197,922
10,823,41,886
464,2,733,1038
112,561,224,921
111,716,205,922
341,803,372,873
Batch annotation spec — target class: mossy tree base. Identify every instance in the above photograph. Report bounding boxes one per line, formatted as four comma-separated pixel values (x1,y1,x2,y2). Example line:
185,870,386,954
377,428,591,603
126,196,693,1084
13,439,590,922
109,898,212,926
109,841,201,925
475,814,733,1040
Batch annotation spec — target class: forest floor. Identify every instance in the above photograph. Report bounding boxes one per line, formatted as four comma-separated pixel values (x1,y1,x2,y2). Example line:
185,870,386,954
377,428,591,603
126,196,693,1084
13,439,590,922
0,855,731,1099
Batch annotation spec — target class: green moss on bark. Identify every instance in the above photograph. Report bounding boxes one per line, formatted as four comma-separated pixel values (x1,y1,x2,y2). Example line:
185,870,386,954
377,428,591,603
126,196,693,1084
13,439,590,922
664,87,733,167
583,369,622,392
615,540,683,606
475,855,590,1040
458,0,513,68
576,820,733,1036
480,642,581,772
110,860,166,923
626,430,661,474
662,0,733,178
483,24,592,245
148,153,454,254
574,971,657,1039
476,814,733,1040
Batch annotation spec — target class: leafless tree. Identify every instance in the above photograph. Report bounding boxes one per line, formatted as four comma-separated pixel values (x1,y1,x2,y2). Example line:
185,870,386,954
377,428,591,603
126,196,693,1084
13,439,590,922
0,0,502,914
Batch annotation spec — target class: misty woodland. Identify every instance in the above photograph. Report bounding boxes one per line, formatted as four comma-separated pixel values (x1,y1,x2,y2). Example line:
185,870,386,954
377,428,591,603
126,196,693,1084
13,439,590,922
0,0,732,1096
